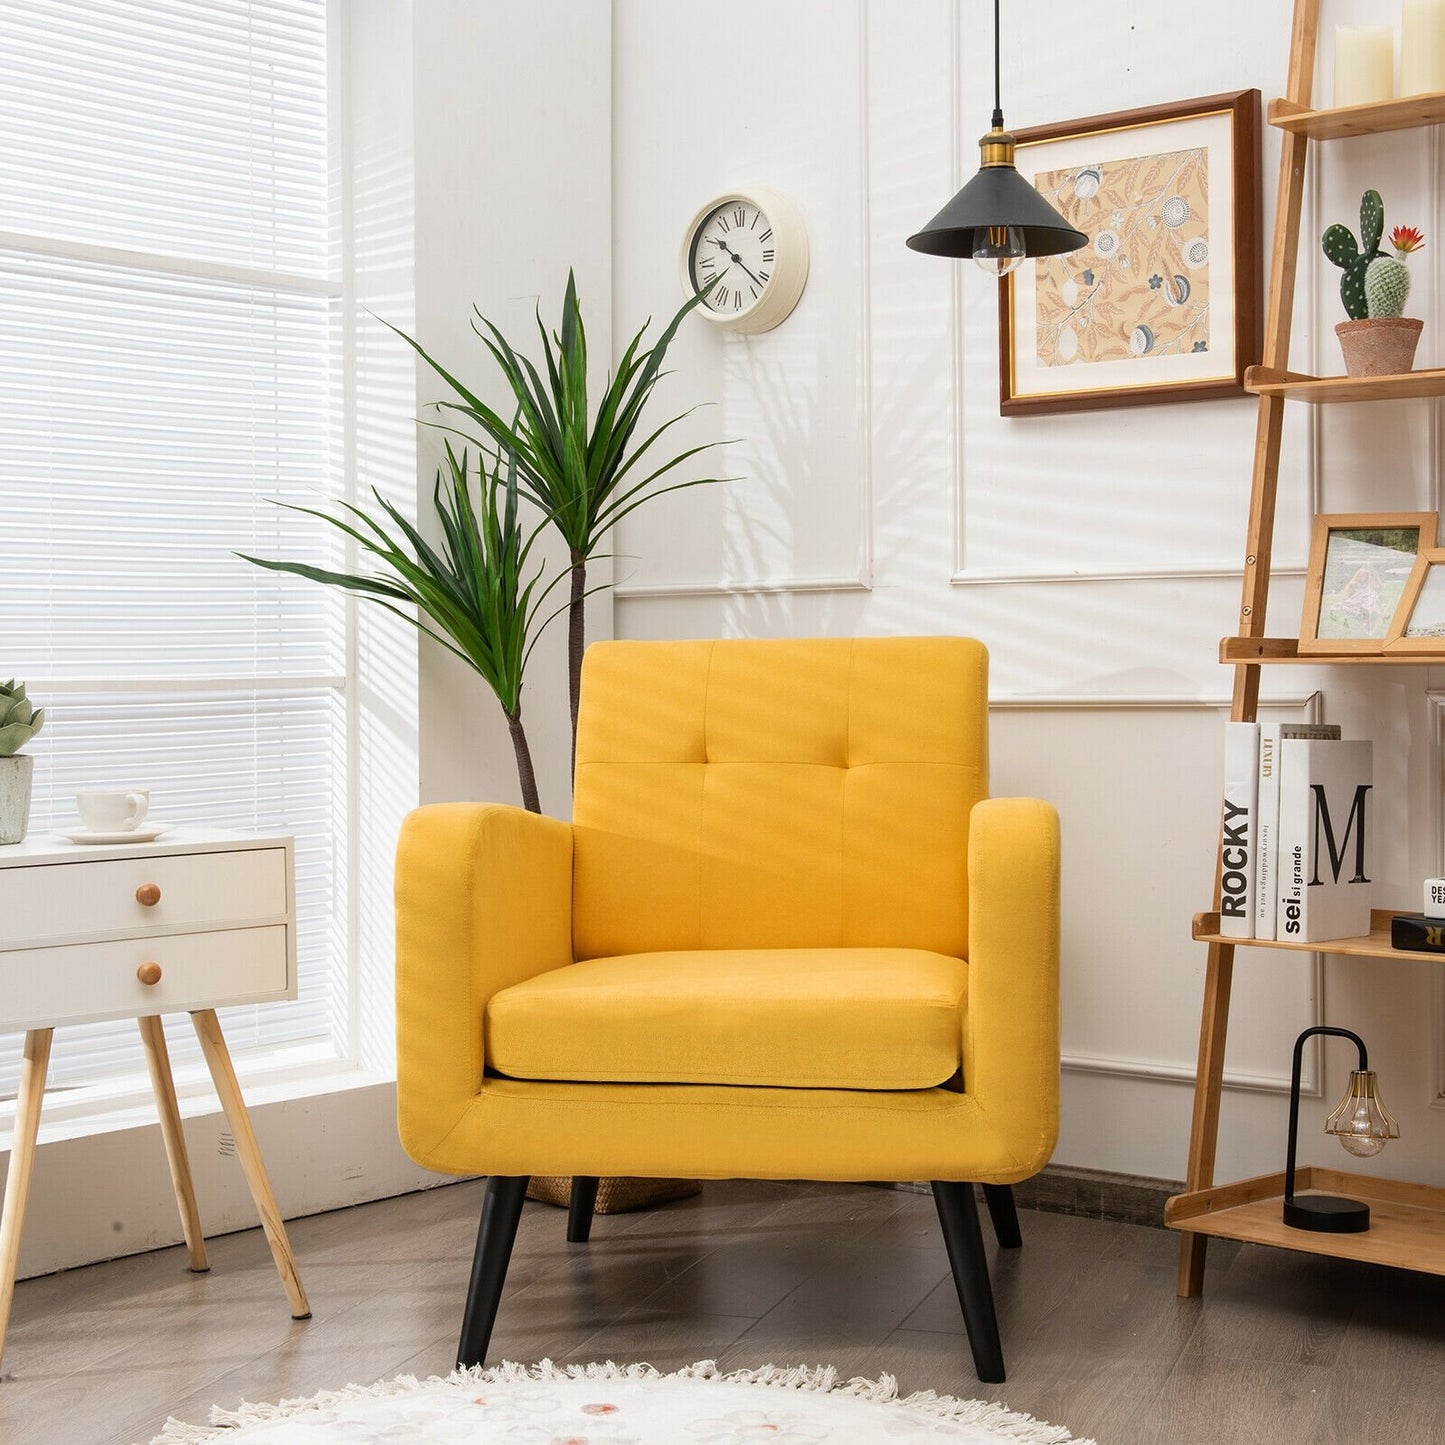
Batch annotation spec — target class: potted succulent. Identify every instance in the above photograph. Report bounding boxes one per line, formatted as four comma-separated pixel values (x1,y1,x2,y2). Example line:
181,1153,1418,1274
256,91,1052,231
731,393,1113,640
1323,189,1426,377
0,679,45,844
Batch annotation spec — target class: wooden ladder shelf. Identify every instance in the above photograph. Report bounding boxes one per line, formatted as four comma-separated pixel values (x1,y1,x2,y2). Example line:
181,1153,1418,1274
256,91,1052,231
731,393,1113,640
1170,0,1445,1294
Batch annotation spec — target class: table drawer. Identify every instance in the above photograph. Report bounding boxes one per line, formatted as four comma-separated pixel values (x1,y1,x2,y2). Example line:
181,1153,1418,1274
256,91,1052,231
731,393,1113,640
0,848,288,946
0,925,291,1031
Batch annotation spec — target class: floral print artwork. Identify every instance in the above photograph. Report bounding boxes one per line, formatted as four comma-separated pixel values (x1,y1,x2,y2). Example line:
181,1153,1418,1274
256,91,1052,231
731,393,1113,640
1030,146,1211,367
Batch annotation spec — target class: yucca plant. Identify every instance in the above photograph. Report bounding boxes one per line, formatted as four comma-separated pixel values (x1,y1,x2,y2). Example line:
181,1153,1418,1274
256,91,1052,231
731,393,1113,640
0,680,44,757
388,272,725,766
240,444,563,813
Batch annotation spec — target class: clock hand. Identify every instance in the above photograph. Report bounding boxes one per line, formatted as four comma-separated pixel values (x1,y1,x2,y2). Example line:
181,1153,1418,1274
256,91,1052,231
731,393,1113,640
732,258,765,288
710,238,765,288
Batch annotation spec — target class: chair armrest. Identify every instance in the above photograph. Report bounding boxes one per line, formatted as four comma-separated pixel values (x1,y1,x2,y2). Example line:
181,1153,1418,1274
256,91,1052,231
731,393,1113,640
395,802,574,1162
964,795,1061,1177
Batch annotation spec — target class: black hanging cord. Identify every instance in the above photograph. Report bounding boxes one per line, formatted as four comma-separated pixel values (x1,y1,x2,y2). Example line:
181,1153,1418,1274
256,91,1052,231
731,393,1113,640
991,0,1004,129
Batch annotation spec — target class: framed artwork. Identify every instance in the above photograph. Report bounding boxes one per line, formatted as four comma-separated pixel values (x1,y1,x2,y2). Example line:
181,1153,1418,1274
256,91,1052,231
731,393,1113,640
1385,548,1445,654
1298,512,1437,654
999,90,1261,416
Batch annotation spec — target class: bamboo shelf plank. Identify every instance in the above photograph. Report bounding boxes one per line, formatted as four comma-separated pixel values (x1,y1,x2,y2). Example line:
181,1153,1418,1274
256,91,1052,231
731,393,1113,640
1245,365,1445,403
1219,636,1445,665
1269,93,1445,139
1167,1166,1445,1274
1192,908,1445,962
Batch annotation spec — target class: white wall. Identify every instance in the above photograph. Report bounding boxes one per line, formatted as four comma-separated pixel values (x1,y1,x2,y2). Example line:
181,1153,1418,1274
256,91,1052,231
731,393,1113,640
413,0,613,819
611,0,1445,1188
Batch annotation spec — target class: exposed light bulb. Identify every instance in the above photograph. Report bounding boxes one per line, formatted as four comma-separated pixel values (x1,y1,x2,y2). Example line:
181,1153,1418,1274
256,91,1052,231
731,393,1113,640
972,224,1025,276
1337,1104,1388,1158
1324,1069,1398,1159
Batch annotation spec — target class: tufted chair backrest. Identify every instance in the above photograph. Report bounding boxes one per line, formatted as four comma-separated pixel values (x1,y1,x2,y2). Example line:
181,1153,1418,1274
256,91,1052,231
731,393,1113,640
570,637,988,960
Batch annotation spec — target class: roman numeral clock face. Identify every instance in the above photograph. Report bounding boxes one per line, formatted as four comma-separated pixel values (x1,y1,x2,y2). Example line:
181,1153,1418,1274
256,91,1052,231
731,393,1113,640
680,188,809,335
692,201,774,314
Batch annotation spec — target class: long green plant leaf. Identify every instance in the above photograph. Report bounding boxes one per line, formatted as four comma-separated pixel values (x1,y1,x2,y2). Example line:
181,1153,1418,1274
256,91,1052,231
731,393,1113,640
238,446,561,719
396,273,723,565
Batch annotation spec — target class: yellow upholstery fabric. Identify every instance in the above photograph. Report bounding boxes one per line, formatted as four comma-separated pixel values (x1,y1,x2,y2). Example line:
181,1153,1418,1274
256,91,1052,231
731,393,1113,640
394,636,1061,1186
486,948,968,1090
571,637,986,958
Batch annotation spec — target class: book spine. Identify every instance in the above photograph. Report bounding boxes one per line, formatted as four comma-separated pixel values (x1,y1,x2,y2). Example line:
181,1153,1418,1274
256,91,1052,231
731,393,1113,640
1275,739,1307,940
1254,726,1280,940
1392,913,1445,952
1220,722,1259,939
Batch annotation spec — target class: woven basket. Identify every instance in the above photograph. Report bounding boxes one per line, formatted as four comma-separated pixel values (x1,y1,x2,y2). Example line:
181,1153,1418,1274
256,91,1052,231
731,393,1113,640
526,1175,701,1214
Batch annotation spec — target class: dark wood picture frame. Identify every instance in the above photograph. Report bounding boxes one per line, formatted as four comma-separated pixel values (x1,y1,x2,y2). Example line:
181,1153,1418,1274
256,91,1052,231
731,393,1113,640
999,89,1261,416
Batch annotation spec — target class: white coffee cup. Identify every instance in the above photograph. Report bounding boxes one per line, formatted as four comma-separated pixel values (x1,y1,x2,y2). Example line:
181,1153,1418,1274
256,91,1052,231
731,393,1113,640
76,788,150,833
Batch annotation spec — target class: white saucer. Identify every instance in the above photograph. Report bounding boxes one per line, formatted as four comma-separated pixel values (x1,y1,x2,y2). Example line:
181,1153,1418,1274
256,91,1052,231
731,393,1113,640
55,821,176,845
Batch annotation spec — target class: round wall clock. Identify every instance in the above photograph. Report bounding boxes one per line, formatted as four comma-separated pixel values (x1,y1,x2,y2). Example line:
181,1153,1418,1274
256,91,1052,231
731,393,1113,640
679,187,809,334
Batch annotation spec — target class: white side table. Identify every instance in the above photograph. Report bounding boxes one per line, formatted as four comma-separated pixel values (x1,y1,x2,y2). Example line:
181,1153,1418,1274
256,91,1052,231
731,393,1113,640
0,828,310,1366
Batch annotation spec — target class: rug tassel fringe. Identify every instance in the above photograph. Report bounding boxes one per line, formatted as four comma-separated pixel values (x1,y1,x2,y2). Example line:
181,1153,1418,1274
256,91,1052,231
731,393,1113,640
150,1357,1094,1444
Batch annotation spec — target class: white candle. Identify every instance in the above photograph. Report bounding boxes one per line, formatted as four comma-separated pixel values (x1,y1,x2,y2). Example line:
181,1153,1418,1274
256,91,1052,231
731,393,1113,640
1335,26,1395,106
1401,0,1445,96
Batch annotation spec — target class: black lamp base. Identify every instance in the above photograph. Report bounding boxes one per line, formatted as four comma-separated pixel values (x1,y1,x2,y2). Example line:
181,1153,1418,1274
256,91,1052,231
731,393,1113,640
1283,1194,1371,1233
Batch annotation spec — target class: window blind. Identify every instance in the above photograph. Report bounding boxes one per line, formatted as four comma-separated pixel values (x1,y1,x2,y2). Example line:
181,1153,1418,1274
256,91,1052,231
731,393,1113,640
0,0,345,1099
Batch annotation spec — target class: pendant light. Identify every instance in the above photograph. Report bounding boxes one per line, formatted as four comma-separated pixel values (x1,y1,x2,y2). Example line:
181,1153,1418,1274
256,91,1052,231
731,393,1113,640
906,0,1087,273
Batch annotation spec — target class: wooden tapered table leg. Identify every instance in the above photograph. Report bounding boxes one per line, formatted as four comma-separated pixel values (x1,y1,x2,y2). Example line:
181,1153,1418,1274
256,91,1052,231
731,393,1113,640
0,1029,53,1368
137,1015,209,1274
190,1009,310,1318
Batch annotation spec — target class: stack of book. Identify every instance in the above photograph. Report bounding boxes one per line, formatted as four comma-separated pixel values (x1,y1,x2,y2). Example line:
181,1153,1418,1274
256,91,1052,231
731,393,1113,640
1218,721,1373,944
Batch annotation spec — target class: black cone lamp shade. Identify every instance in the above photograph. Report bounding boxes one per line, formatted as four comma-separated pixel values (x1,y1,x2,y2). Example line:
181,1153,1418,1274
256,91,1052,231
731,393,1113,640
907,0,1086,268
906,131,1088,260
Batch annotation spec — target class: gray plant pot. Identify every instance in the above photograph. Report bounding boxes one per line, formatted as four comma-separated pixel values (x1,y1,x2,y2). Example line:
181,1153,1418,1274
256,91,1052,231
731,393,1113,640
0,754,34,845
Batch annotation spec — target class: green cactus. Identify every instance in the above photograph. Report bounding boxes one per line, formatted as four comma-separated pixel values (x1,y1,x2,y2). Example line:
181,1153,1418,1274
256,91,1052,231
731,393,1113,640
0,680,45,758
1365,254,1411,318
1322,189,1387,320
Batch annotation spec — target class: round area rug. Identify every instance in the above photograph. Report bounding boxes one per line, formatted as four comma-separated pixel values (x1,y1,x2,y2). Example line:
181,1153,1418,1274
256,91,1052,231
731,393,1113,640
148,1360,1097,1444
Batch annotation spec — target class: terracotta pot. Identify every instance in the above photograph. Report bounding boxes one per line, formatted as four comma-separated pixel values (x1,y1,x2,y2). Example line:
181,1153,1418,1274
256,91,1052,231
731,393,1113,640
1335,316,1423,378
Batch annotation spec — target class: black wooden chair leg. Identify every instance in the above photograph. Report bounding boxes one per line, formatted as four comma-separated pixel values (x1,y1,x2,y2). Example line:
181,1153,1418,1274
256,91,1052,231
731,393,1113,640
982,1183,1023,1248
567,1175,600,1243
458,1175,529,1368
932,1180,1006,1383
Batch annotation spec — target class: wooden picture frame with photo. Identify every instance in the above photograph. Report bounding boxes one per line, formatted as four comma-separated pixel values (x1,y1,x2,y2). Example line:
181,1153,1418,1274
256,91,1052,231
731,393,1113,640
1385,546,1445,654
998,90,1261,416
1298,512,1438,654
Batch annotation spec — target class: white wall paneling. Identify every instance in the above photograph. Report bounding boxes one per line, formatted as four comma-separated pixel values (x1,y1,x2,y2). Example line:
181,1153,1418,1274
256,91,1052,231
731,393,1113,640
992,695,1323,1100
611,0,873,597
412,0,612,818
1429,691,1445,1110
612,0,1445,1186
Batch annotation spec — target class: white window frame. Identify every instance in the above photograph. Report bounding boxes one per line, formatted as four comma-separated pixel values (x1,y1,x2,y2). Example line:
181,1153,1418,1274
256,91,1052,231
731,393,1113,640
0,0,414,1139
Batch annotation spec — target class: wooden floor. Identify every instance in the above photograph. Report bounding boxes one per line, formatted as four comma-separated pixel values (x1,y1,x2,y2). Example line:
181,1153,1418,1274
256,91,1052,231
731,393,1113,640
0,1178,1442,1444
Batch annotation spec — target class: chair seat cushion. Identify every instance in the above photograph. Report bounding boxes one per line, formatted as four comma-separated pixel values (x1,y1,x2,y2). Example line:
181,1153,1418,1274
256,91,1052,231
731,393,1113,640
485,948,967,1090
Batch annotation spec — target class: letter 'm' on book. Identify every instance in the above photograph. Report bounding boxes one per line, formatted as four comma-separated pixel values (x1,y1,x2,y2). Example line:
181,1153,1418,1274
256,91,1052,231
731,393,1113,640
1275,736,1372,943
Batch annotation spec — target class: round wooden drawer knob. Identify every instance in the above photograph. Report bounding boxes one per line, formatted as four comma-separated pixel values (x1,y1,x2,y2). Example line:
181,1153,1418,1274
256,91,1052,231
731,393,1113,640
136,962,163,986
136,883,162,907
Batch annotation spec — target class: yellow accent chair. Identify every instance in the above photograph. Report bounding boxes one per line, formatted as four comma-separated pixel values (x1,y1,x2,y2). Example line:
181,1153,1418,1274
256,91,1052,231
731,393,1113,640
395,636,1060,1382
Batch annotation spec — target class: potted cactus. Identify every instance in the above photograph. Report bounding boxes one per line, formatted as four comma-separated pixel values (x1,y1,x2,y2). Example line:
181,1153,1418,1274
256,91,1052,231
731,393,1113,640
0,680,45,844
1323,189,1426,377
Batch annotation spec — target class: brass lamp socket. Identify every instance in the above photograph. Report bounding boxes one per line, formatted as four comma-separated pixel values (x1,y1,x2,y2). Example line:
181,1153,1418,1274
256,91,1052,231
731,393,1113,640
979,126,1017,169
